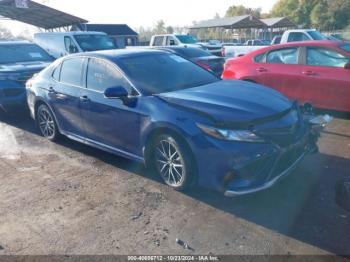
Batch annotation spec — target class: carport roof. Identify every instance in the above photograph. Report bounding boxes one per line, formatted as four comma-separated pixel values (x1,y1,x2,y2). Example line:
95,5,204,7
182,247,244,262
0,0,88,29
189,15,266,29
260,17,296,28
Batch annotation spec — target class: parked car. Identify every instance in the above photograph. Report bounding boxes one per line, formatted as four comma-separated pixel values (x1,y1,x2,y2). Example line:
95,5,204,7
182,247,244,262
222,29,328,58
155,46,225,77
222,41,350,112
150,34,222,56
0,40,53,112
27,49,324,196
34,31,116,59
243,39,270,46
271,36,282,45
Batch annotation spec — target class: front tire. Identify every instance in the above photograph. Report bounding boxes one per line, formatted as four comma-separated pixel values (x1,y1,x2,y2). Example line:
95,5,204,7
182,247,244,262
151,134,195,191
36,104,60,141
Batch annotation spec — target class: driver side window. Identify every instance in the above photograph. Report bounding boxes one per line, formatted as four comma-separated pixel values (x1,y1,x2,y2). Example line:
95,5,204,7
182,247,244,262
86,58,134,94
64,36,78,54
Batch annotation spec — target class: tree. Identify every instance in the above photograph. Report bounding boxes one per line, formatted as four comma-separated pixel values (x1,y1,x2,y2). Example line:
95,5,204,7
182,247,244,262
271,0,300,24
166,26,174,34
271,0,350,30
310,0,332,30
0,25,14,40
226,5,261,18
154,20,166,34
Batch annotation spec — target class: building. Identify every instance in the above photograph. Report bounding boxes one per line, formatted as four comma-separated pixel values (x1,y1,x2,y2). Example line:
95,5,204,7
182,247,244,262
72,24,139,48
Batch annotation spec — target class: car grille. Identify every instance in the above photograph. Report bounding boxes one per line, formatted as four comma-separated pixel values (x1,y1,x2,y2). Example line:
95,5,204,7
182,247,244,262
257,122,304,148
268,136,309,180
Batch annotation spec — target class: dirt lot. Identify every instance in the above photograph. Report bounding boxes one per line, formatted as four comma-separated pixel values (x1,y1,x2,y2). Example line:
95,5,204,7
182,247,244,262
0,111,349,255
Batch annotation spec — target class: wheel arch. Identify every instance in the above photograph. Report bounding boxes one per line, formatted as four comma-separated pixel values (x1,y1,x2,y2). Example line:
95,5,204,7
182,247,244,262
143,125,196,170
34,98,62,133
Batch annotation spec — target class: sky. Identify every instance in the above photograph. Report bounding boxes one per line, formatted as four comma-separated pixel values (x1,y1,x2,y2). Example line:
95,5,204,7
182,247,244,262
1,0,277,36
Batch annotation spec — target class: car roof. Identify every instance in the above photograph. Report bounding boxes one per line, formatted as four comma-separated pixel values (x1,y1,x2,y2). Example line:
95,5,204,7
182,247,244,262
0,40,32,45
34,31,106,36
249,40,349,56
66,48,168,60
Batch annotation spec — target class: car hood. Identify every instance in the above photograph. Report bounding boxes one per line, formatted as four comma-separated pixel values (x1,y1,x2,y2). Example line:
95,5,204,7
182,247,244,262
0,61,51,73
157,80,293,127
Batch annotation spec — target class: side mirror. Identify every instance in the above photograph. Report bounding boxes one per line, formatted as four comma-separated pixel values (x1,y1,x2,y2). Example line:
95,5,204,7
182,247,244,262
104,86,128,99
344,62,350,70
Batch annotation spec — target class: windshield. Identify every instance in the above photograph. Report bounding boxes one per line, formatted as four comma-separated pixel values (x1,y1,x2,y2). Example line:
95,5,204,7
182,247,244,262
0,44,53,64
175,35,198,44
117,53,219,95
74,34,116,51
340,44,350,53
308,31,328,40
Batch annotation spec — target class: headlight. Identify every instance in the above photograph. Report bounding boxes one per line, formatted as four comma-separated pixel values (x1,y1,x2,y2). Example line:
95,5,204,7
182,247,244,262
196,123,265,143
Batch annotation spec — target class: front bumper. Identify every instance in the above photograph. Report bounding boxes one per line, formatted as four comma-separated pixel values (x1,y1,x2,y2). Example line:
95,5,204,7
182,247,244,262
224,143,313,196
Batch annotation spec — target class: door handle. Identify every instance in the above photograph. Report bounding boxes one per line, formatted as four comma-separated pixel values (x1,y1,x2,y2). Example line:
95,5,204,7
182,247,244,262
256,67,267,73
80,95,90,102
302,71,316,76
48,87,56,94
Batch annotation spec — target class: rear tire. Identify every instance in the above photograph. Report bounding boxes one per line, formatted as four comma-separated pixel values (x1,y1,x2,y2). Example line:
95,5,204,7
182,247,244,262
36,104,60,141
149,134,196,191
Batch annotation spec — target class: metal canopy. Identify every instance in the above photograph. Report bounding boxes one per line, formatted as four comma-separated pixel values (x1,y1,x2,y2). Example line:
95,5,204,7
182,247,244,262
190,15,267,30
260,17,296,28
0,0,88,29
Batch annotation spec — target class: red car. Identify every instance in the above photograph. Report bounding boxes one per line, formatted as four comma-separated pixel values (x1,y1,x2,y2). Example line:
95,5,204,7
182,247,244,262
222,41,350,112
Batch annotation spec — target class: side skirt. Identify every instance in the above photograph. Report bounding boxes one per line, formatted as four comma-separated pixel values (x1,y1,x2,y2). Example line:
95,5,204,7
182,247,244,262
61,131,145,164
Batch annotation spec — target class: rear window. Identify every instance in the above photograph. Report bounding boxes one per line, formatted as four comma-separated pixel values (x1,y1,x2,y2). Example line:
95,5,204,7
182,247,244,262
59,58,84,86
0,44,53,64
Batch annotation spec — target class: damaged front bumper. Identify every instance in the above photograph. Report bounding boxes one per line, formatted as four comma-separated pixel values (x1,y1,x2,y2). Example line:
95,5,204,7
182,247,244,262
223,114,332,197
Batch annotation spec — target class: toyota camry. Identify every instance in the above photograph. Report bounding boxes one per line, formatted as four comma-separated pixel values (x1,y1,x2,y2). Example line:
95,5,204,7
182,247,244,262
26,49,325,196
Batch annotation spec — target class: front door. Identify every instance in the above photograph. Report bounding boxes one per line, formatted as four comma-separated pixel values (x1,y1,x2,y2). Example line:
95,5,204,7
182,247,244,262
79,58,142,155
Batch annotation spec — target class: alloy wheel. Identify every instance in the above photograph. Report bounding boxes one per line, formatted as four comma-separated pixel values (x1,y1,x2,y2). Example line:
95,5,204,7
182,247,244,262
38,106,56,139
155,139,185,187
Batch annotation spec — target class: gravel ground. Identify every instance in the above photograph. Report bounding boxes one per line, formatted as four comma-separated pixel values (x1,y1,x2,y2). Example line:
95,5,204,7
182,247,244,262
0,111,349,255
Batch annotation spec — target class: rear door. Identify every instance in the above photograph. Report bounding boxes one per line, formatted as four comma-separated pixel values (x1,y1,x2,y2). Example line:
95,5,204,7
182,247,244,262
299,46,350,111
256,47,304,99
49,57,85,136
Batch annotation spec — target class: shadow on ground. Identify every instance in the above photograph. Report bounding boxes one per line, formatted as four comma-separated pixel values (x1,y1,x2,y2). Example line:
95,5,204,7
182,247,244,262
1,111,349,255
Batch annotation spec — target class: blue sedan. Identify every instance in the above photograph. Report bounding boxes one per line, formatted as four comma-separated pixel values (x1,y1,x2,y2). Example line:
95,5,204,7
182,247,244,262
26,49,321,196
